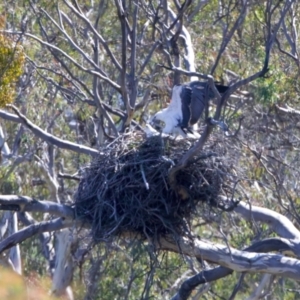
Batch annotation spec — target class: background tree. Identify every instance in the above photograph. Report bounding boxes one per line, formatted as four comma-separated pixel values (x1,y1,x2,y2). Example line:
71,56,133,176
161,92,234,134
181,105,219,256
0,0,300,299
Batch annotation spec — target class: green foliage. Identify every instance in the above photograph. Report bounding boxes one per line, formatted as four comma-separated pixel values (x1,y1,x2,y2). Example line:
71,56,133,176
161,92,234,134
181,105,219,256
77,243,187,300
0,166,19,194
0,34,25,107
254,75,280,105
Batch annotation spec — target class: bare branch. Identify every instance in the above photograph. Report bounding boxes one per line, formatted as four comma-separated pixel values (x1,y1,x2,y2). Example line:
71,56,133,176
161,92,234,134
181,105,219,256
228,273,246,300
0,195,75,219
234,200,300,240
138,41,161,77
275,37,299,65
158,65,209,80
0,106,99,156
170,234,299,300
187,0,210,23
115,0,130,117
128,0,139,110
0,218,73,254
8,213,22,275
34,153,60,203
275,104,300,115
18,212,55,274
1,30,121,92
245,274,274,300
58,172,80,181
211,0,248,75
41,8,102,72
282,15,297,55
63,0,122,72
160,236,300,281
212,0,297,122
170,266,232,300
168,7,197,80
92,36,119,138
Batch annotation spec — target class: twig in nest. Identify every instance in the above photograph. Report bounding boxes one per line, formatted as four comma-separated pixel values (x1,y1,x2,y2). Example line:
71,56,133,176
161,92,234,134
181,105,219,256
140,163,149,190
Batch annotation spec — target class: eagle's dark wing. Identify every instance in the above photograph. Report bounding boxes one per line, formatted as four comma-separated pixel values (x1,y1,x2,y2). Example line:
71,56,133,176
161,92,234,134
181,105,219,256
180,85,192,129
189,82,229,125
189,84,208,125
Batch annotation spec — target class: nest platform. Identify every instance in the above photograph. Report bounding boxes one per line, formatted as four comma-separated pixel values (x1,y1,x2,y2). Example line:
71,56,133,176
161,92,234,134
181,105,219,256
74,133,237,241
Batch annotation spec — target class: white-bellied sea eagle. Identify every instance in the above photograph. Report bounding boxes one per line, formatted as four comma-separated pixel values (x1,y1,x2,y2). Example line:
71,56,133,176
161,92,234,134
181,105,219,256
150,81,229,137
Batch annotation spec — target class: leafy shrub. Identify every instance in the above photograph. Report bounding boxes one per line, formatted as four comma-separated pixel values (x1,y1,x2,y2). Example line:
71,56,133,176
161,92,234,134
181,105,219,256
0,34,25,107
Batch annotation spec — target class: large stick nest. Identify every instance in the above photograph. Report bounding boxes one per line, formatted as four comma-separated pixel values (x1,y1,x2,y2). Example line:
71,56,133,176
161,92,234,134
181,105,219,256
74,133,237,242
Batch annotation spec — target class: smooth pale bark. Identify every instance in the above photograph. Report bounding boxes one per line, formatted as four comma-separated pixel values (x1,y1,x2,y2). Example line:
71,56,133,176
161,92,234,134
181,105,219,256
0,218,73,254
0,124,10,165
0,195,74,218
0,212,20,273
0,128,22,274
0,212,9,239
160,236,300,281
234,200,300,240
18,212,55,275
169,237,297,300
52,229,75,299
245,274,273,300
8,212,22,275
168,8,197,81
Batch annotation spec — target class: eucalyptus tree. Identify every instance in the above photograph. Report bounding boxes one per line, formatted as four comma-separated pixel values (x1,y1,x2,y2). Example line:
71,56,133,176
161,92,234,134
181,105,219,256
0,0,300,299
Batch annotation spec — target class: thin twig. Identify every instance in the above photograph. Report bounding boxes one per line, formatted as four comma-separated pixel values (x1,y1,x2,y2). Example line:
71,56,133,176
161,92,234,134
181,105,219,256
140,164,149,190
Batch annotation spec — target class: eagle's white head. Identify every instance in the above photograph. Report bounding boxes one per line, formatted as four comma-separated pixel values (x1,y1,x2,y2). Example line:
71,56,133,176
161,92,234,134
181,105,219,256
151,85,183,135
